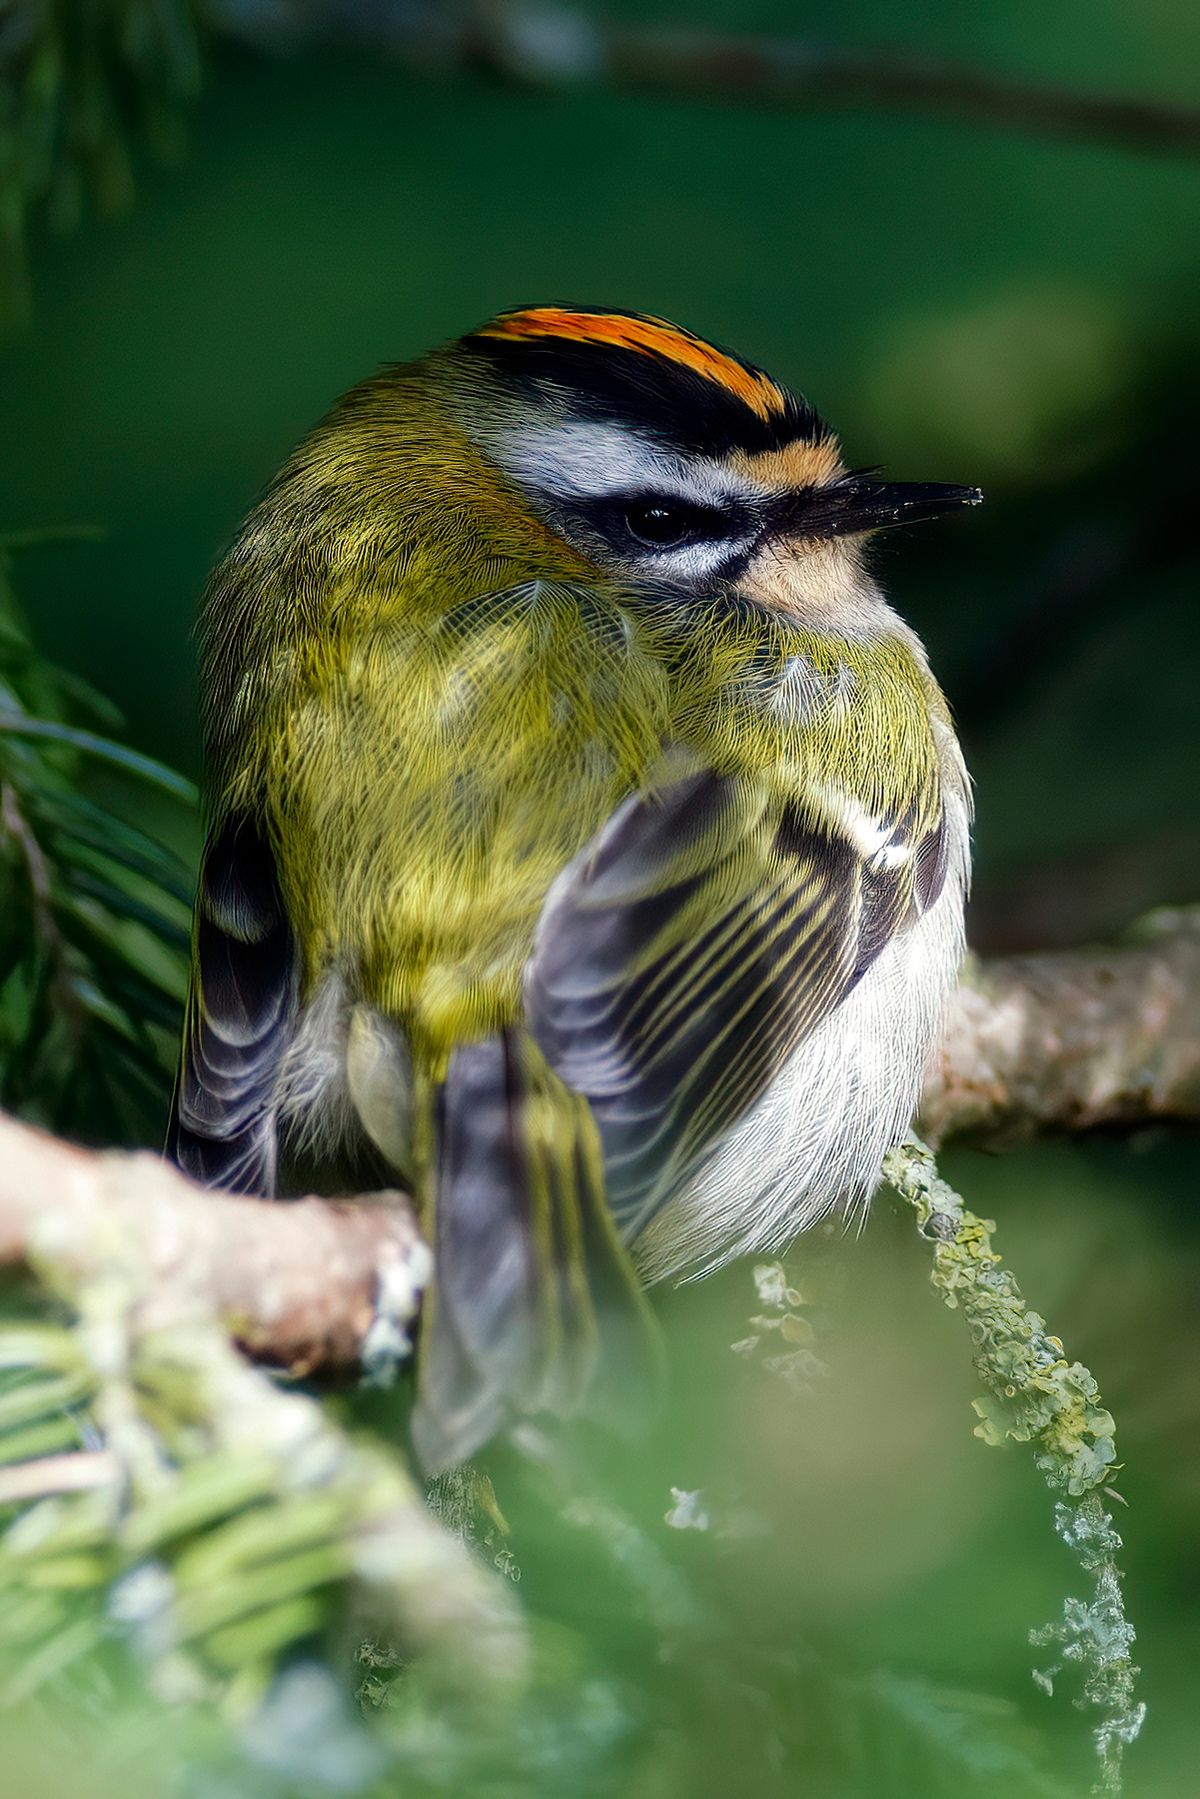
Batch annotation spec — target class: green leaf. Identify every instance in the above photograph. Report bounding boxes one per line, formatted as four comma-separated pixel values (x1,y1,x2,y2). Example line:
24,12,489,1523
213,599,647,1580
32,788,194,903
63,870,190,950
0,715,197,802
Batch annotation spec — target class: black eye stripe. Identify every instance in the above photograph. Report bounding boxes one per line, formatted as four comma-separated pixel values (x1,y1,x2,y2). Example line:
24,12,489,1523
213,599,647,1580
555,481,914,561
578,492,752,555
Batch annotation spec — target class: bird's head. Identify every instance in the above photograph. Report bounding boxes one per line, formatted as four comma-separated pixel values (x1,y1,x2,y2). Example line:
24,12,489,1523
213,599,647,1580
428,304,981,621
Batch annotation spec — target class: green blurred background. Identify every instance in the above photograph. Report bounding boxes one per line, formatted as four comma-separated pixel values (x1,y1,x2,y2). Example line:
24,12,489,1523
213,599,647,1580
1,2,1198,1794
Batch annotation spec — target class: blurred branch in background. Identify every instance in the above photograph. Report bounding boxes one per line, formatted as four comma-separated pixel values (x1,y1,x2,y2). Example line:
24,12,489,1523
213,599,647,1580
924,911,1200,1145
218,0,1200,158
4,0,1200,330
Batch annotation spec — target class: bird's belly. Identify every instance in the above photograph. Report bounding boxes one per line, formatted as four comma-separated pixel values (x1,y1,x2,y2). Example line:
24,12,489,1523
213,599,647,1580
631,869,967,1282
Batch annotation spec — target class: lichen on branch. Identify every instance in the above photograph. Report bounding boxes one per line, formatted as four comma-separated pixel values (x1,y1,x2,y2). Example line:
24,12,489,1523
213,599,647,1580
884,1137,1143,1796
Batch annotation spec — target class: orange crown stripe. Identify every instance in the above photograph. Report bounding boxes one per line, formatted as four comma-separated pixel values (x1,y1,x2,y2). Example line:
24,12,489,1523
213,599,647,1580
479,308,788,423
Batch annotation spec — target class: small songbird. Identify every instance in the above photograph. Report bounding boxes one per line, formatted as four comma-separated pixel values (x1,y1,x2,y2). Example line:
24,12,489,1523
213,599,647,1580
170,306,978,1471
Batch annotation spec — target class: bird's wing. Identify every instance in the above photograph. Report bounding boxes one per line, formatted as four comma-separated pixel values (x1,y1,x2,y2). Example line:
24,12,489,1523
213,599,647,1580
167,812,297,1195
526,759,950,1238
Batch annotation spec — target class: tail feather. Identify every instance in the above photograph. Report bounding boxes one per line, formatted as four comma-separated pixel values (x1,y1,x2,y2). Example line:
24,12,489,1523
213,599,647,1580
410,1028,655,1475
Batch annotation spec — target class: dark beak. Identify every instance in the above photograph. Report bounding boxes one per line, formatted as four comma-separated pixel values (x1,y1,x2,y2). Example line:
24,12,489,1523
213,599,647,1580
793,477,983,539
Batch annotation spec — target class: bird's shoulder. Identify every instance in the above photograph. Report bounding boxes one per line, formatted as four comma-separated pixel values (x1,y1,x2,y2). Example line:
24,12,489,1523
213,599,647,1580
640,601,958,836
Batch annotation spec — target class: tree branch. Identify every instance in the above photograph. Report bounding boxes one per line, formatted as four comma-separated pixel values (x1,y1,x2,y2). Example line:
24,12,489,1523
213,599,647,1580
603,30,1200,158
216,2,1200,160
922,909,1200,1144
0,1115,430,1376
0,910,1195,1375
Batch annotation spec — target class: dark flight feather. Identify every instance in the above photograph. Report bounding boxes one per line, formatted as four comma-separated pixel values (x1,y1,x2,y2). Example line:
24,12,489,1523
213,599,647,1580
168,812,297,1196
412,1027,654,1475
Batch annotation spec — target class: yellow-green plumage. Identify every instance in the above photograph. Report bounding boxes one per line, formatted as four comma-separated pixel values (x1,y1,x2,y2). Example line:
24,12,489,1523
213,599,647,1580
174,310,974,1470
204,381,658,1056
203,376,942,1052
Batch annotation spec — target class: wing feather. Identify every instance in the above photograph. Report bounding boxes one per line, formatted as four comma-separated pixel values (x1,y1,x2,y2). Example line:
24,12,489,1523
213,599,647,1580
168,813,297,1195
527,762,947,1237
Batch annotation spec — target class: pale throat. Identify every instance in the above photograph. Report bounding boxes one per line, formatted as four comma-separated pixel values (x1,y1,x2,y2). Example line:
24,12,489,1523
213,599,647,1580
735,538,901,638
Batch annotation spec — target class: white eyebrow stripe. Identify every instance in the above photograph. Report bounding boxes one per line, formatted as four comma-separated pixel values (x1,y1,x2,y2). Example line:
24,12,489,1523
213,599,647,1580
495,421,769,509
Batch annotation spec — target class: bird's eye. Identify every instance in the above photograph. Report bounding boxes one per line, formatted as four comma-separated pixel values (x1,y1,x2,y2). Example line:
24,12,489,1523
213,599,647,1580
577,494,742,561
623,502,697,549
626,503,690,543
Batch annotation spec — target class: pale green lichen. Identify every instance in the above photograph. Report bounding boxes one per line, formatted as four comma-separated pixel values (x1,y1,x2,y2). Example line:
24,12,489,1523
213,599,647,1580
883,1136,1142,1798
663,1488,710,1533
1031,1498,1145,1791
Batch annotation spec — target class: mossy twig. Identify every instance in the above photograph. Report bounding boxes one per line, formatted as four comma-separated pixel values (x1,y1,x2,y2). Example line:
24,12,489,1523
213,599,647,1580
883,1137,1143,1797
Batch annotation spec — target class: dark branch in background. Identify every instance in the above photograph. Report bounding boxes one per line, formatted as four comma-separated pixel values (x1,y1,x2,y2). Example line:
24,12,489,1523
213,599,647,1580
4,0,1198,327
215,1,1200,159
0,911,1196,1379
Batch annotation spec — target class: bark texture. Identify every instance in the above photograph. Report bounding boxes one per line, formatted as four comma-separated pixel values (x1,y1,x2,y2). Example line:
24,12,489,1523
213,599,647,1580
923,911,1200,1144
0,1114,429,1375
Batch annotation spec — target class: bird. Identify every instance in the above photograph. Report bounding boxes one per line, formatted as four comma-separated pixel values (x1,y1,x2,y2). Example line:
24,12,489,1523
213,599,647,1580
169,304,978,1473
